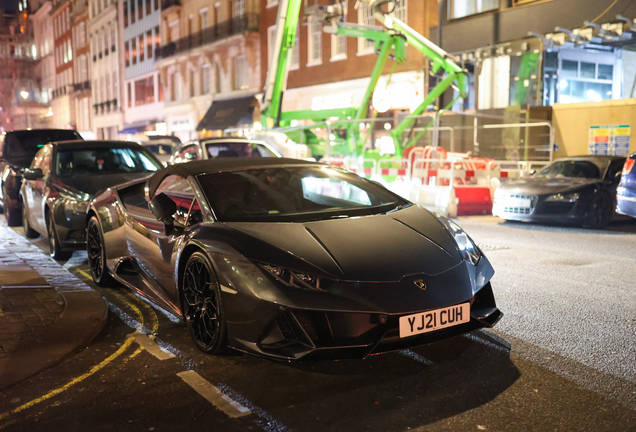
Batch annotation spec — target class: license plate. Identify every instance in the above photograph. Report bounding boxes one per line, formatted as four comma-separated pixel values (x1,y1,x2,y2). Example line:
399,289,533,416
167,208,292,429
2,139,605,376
506,197,531,207
399,303,470,338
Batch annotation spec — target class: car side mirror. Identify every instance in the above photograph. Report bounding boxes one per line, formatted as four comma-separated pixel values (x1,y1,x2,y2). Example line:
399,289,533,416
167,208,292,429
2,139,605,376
149,193,177,234
22,168,44,180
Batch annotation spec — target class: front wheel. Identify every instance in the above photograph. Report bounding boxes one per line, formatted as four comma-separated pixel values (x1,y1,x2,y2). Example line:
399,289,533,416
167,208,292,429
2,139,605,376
583,191,613,229
181,252,227,354
47,212,71,261
22,203,39,239
87,216,113,286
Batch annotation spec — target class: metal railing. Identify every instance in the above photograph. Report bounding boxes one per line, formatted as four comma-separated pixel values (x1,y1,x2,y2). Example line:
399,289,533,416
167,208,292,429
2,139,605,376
155,13,259,60
72,81,91,92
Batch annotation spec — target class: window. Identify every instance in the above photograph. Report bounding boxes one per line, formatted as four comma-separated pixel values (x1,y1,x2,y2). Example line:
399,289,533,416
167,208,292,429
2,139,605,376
557,54,615,104
154,0,158,13
130,0,136,24
137,0,143,20
154,175,198,226
146,30,153,59
231,0,245,18
131,37,137,64
125,41,130,67
170,71,180,101
169,21,179,42
391,0,407,23
357,2,374,55
189,69,195,97
123,1,128,27
112,28,116,51
158,75,163,101
113,72,118,102
139,35,145,62
199,9,208,29
234,56,248,90
307,16,322,65
267,25,277,68
79,22,86,46
202,65,210,94
266,0,277,7
449,0,498,20
135,76,155,105
214,63,221,93
154,26,161,52
289,30,299,70
145,0,151,15
331,2,346,61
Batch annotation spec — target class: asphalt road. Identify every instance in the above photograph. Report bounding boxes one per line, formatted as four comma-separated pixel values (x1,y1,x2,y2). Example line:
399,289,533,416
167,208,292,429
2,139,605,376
1,216,636,432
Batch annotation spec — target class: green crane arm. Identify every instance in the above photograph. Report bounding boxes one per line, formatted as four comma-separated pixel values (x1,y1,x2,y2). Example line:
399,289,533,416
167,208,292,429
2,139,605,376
260,0,303,127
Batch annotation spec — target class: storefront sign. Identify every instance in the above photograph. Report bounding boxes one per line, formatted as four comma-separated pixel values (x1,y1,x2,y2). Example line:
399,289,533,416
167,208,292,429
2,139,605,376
311,94,353,111
588,125,630,156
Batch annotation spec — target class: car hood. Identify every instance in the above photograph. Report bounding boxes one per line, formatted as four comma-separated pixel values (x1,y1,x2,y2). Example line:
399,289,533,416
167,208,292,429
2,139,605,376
225,205,463,282
55,172,154,197
498,177,598,195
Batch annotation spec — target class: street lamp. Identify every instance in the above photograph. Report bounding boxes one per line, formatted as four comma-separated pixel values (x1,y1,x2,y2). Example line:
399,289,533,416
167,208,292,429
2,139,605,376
20,90,29,129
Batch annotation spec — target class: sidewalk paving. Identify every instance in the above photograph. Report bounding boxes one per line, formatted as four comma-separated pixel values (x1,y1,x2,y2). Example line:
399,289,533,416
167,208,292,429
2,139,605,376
0,219,108,390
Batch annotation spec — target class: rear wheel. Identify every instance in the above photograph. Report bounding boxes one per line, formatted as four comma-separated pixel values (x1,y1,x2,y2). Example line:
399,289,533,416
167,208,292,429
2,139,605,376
583,191,613,229
47,212,71,261
22,203,39,239
87,216,113,286
181,252,227,354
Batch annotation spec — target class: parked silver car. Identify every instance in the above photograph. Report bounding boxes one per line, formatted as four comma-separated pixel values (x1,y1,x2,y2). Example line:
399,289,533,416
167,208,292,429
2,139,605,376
168,138,281,165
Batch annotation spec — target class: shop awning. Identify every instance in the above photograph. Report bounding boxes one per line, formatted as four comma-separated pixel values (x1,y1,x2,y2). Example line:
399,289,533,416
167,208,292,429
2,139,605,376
196,95,256,131
119,121,152,134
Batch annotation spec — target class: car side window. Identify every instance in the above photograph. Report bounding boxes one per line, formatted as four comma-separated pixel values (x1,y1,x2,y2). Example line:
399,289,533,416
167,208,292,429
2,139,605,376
177,144,200,162
155,175,195,226
607,159,626,180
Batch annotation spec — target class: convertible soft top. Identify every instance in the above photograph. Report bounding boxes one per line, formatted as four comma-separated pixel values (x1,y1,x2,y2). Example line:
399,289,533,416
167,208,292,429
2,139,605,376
147,157,321,197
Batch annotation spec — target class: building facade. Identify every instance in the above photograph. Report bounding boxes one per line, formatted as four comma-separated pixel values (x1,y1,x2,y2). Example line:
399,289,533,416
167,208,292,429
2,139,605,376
155,0,261,143
50,0,76,128
89,0,123,139
119,0,164,139
32,0,55,110
430,0,636,110
69,0,91,135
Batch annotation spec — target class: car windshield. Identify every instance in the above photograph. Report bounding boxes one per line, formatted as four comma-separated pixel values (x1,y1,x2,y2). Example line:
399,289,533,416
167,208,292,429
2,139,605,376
55,147,163,177
197,165,408,222
535,159,604,179
204,142,278,158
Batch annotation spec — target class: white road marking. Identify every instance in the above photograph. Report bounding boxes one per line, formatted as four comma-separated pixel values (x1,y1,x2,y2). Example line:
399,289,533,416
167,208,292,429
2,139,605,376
128,332,176,360
177,371,251,418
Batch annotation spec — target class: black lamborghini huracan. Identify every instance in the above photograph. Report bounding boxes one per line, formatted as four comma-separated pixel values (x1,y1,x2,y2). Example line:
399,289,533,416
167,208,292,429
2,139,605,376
87,158,502,361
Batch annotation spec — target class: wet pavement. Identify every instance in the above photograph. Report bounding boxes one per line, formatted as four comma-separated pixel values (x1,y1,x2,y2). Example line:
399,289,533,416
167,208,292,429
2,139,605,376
0,215,635,431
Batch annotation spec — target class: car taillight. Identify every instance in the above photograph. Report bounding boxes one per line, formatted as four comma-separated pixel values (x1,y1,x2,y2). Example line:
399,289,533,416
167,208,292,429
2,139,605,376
623,159,635,175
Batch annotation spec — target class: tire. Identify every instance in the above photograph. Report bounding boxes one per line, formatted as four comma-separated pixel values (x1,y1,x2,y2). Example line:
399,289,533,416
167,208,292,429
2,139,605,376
3,195,21,226
22,203,39,239
181,251,227,354
87,216,113,286
583,191,613,229
46,212,71,261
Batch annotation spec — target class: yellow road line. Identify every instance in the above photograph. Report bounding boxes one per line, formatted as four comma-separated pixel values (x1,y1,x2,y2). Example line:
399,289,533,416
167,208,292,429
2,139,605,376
75,269,92,280
0,337,135,425
126,292,159,335
0,287,149,427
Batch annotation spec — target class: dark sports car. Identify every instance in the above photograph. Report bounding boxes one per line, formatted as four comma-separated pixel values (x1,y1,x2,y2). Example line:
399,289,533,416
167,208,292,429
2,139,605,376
616,152,636,218
0,129,83,226
87,158,502,361
20,140,162,260
493,155,626,229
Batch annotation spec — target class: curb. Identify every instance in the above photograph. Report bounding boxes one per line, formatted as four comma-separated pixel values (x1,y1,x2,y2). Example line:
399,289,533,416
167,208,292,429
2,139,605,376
0,225,109,391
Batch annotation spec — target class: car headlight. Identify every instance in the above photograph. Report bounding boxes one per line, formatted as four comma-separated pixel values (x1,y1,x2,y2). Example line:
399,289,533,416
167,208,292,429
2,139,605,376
64,197,89,214
545,192,579,203
259,264,326,292
434,214,482,266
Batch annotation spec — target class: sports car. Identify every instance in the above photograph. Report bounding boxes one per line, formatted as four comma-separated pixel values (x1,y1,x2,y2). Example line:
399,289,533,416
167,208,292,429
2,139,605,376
616,152,636,218
167,138,280,164
20,140,163,260
493,155,626,229
87,158,502,361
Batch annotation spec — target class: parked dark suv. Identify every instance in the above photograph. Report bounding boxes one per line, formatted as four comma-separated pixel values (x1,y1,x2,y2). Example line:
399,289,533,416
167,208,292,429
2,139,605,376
0,129,82,225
